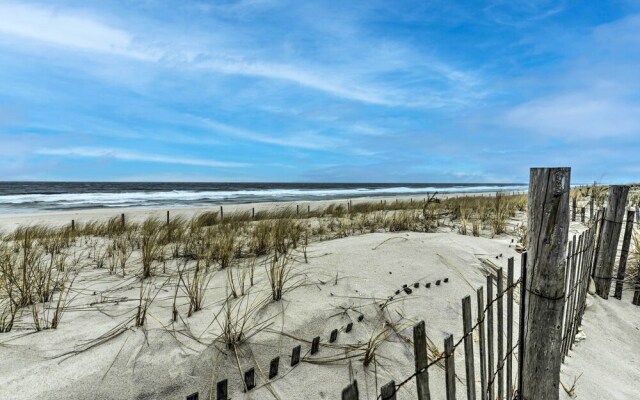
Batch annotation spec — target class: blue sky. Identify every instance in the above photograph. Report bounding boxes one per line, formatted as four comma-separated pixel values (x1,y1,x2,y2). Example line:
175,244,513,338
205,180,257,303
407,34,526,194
1,0,639,183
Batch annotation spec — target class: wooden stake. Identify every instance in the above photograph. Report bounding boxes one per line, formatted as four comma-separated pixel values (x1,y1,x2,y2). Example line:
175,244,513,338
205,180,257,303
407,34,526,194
291,345,301,366
244,368,255,391
216,379,227,400
269,356,280,379
381,381,396,400
342,380,359,400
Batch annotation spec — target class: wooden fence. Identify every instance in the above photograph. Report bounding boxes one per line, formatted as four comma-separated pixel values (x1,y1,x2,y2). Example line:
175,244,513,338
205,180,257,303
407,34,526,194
341,233,599,400
341,257,522,400
185,173,639,400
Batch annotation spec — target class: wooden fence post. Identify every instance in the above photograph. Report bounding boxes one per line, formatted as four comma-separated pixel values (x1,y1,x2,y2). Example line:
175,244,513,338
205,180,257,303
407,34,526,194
413,321,431,400
594,185,629,298
572,197,576,221
614,210,635,300
521,167,570,400
220,206,224,220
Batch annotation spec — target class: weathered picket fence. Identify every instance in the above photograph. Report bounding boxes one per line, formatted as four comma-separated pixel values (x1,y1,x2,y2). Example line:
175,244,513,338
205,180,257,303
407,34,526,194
186,170,638,400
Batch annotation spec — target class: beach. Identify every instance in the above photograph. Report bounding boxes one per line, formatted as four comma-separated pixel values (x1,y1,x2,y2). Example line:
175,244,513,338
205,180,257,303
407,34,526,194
1,191,638,399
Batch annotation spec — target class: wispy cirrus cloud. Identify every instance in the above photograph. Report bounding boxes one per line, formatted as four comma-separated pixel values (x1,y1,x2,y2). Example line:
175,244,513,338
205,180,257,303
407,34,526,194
37,147,250,168
0,2,483,109
197,117,344,150
0,2,155,60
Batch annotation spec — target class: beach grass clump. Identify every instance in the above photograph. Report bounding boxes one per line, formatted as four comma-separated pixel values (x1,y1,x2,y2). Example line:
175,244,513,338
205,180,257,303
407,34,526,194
140,217,164,279
179,259,213,317
228,256,256,298
491,193,509,235
249,220,272,256
266,251,293,301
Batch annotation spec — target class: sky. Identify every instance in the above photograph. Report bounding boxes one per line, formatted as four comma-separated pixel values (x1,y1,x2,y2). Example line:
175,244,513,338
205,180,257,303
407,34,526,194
1,0,639,183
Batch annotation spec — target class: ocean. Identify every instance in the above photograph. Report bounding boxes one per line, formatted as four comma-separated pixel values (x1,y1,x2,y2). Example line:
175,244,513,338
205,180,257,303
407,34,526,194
0,182,527,214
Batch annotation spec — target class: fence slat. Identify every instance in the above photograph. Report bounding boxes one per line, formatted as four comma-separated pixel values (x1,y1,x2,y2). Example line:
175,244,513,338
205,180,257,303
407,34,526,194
567,235,582,353
413,321,431,400
477,287,487,400
486,274,494,400
216,379,228,400
591,208,604,277
342,380,359,400
497,268,504,400
506,258,514,400
462,296,475,400
561,237,577,358
445,334,456,400
614,210,635,299
381,381,396,400
517,252,528,398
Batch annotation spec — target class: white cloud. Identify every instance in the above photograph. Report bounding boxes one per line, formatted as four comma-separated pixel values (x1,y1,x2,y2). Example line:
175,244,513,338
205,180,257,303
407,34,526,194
0,3,157,60
0,2,482,108
503,93,640,139
36,147,249,168
198,117,344,150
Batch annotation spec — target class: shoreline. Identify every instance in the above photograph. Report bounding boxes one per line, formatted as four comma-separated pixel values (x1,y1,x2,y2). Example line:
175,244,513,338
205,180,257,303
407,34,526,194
0,190,526,231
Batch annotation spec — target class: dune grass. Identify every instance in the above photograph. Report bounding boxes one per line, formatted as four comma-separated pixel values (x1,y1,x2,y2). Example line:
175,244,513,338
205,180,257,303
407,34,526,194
0,192,530,335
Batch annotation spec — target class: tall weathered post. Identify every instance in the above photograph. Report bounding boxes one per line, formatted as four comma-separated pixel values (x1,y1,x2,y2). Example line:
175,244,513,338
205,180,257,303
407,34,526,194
614,210,635,300
593,185,629,298
521,167,570,400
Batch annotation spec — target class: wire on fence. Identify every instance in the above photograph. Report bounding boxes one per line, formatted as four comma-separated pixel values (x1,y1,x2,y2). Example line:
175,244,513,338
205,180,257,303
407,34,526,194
376,277,522,399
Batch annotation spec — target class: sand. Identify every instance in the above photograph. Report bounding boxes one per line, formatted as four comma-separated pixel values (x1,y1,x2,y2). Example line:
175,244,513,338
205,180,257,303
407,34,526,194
0,202,637,400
